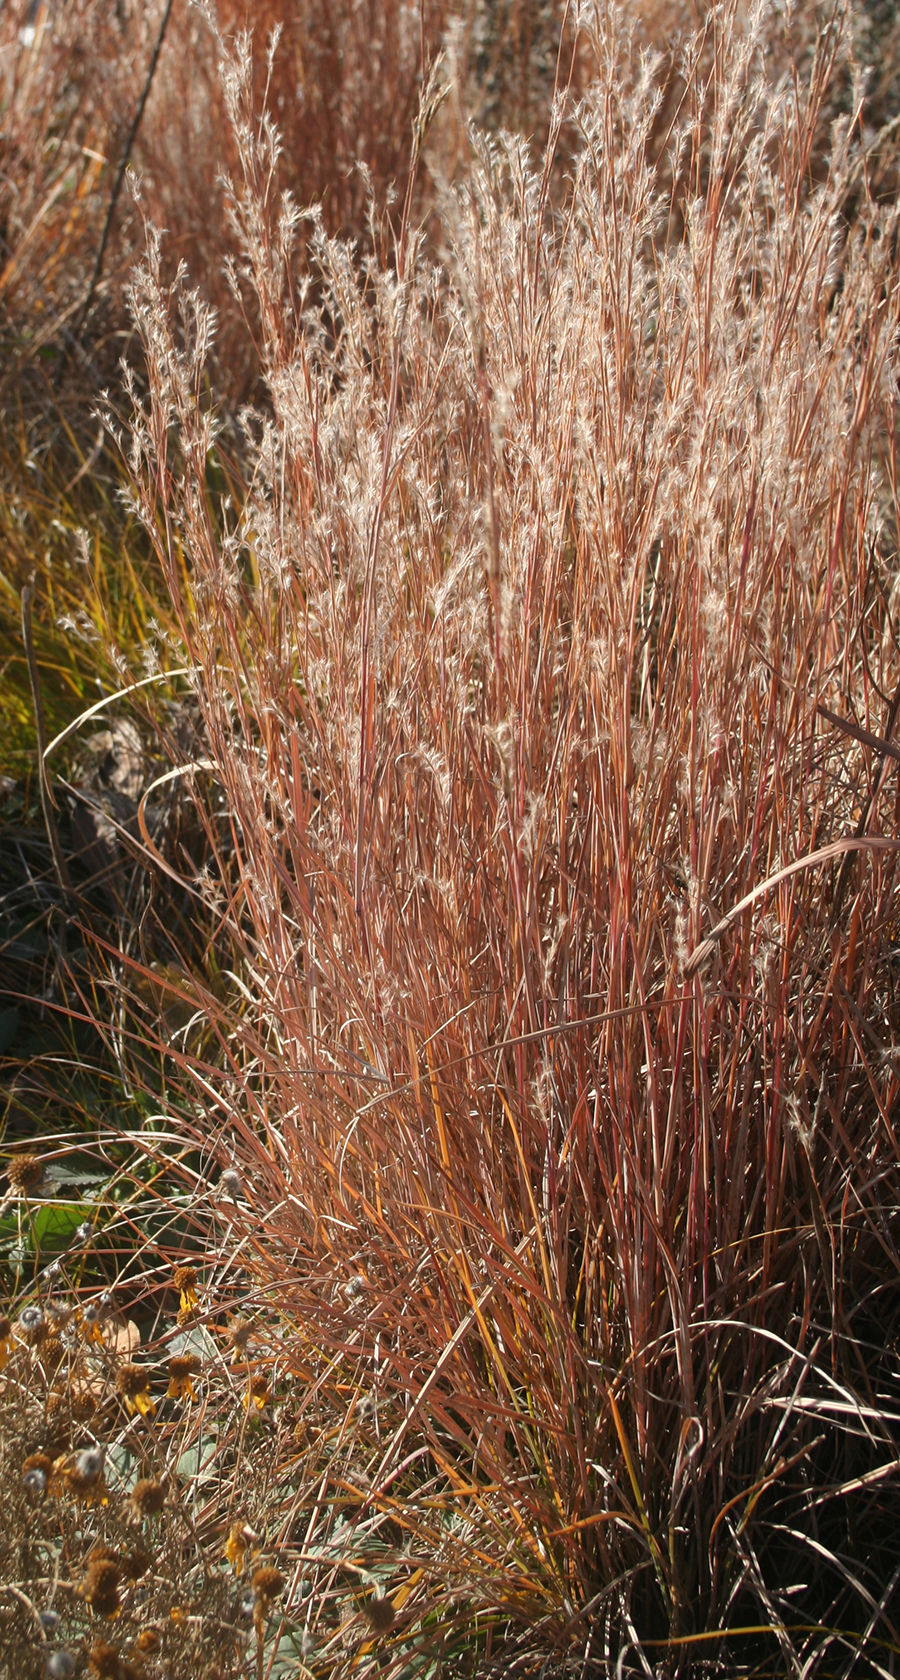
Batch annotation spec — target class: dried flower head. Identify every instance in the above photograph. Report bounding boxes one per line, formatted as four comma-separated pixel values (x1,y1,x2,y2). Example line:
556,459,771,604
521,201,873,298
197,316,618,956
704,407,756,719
120,1547,152,1582
79,1295,111,1344
166,1352,201,1400
362,1594,396,1634
116,1364,156,1418
87,1542,118,1565
251,1565,285,1603
7,1153,46,1195
129,1477,166,1519
243,1370,272,1413
218,1167,243,1199
88,1641,124,1679
22,1450,54,1495
83,1556,121,1616
173,1265,199,1313
224,1519,258,1576
49,1383,97,1427
63,1445,107,1502
134,1626,161,1653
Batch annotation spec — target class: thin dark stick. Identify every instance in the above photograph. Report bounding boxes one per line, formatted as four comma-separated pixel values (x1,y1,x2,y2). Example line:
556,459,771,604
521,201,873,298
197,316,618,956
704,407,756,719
55,0,176,386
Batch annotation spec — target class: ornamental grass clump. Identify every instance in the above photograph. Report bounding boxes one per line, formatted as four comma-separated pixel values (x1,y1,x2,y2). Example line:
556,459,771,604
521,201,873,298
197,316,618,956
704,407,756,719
90,4,900,1673
9,0,900,1675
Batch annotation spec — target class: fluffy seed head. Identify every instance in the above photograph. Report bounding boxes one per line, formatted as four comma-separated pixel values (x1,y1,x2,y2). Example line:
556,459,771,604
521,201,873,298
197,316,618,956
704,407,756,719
45,1653,76,1679
45,1298,74,1331
225,1315,252,1356
17,1303,47,1344
74,1447,105,1482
